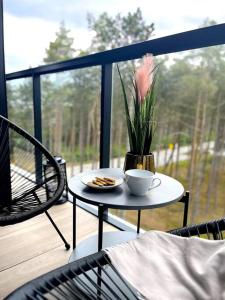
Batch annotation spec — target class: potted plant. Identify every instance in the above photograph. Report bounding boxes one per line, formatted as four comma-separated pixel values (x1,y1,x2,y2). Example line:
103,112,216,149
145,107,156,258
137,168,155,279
117,54,158,172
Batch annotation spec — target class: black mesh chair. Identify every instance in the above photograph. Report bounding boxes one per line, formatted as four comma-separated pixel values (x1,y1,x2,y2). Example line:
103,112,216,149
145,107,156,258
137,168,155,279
5,217,225,300
0,115,70,249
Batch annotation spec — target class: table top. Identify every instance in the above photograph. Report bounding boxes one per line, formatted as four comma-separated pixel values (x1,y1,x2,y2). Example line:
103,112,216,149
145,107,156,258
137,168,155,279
68,168,185,210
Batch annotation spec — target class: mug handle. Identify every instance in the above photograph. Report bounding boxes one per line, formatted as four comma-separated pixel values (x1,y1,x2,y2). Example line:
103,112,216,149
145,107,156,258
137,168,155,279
148,178,161,191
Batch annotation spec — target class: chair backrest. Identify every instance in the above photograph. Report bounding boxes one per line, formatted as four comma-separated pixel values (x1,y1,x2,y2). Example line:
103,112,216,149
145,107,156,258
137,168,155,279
170,217,225,240
5,217,225,300
0,115,65,225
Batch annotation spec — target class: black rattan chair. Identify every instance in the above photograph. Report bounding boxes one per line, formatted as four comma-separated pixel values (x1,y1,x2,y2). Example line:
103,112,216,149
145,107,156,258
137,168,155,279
0,115,70,249
5,217,225,300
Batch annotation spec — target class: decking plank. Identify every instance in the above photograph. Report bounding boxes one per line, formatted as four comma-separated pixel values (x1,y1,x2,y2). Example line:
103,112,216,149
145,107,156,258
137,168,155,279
0,202,116,299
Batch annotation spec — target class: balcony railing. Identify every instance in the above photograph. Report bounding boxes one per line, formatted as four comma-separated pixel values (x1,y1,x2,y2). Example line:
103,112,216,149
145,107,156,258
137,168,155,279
2,23,225,231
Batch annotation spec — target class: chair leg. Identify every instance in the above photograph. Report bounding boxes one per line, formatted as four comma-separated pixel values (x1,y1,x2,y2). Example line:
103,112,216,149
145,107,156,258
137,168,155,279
44,210,70,250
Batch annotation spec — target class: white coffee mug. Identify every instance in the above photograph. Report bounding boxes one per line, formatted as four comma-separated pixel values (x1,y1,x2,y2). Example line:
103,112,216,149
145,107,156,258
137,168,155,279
125,169,161,196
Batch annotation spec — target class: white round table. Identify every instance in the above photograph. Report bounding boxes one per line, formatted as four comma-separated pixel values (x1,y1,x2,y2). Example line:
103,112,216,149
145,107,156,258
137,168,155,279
68,168,187,261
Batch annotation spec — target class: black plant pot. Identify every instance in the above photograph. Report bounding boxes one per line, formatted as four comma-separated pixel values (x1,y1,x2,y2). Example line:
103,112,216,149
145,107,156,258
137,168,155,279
123,152,155,173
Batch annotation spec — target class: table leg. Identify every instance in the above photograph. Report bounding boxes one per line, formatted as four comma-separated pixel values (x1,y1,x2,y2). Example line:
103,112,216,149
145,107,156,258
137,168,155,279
183,191,189,227
73,196,76,249
98,205,104,252
137,210,141,234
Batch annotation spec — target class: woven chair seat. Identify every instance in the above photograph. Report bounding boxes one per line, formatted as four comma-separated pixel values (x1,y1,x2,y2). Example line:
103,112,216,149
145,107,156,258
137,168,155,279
0,115,70,249
5,217,225,300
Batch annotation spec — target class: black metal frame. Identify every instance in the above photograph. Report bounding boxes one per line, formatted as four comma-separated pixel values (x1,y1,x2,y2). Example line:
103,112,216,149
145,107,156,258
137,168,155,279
0,0,7,118
32,74,42,181
179,191,189,227
5,25,225,175
72,191,189,251
136,192,189,233
0,0,224,232
5,216,225,300
0,115,70,250
0,0,11,204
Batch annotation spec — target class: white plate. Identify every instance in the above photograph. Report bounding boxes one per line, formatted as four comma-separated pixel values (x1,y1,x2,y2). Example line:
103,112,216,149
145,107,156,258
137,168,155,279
81,173,124,190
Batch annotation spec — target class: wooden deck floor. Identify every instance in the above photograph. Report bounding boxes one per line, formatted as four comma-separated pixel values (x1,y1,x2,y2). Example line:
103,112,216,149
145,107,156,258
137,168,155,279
0,202,116,299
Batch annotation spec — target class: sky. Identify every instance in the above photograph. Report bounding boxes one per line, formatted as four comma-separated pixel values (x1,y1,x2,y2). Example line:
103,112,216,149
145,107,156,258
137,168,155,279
3,0,225,73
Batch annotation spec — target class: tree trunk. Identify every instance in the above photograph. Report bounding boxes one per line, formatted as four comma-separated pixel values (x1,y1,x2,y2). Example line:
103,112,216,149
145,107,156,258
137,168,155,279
79,109,84,172
204,110,216,213
189,89,202,223
54,101,63,154
207,95,225,211
86,110,92,164
116,121,123,168
156,127,163,168
163,123,171,171
193,100,207,217
174,139,180,178
90,99,99,169
69,108,76,176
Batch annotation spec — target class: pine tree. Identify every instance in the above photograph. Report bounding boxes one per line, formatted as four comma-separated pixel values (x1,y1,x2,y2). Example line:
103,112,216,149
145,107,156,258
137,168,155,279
87,8,154,51
44,21,75,63
43,21,76,154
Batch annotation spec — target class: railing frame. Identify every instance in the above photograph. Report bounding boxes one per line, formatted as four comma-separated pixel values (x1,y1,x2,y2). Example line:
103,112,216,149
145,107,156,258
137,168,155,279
3,22,225,230
0,0,12,203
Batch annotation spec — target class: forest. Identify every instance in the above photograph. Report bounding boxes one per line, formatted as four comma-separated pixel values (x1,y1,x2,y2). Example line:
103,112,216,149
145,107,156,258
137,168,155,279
6,9,225,230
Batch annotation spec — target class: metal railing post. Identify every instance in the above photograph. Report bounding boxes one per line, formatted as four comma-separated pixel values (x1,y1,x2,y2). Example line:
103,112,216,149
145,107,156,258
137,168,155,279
32,74,43,181
100,64,112,168
100,64,113,219
0,0,11,204
0,0,7,118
